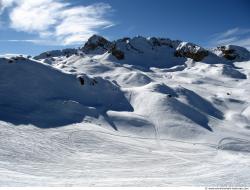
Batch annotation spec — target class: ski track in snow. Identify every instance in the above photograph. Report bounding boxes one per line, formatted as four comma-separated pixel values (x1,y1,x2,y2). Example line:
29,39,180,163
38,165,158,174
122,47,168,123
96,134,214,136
0,122,250,186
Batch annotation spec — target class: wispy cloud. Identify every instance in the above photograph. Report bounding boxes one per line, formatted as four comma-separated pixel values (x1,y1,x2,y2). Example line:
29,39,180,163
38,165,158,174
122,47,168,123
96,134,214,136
0,39,53,45
0,0,114,45
209,27,250,50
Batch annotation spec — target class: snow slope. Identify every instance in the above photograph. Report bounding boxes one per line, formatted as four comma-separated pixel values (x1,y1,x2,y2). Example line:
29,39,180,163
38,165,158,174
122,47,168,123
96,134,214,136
0,56,133,128
1,122,250,186
1,36,250,186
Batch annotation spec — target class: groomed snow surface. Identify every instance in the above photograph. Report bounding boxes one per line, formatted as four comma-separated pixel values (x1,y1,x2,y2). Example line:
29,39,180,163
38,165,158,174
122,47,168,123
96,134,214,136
0,41,250,186
1,122,250,186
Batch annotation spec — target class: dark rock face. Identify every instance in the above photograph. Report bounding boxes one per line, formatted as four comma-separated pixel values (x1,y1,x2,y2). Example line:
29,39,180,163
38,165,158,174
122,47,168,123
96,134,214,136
83,35,125,60
148,37,179,48
149,37,162,47
174,42,209,62
111,48,125,60
217,46,238,60
78,77,85,85
82,35,112,52
217,46,236,60
174,50,209,62
215,45,250,61
109,45,125,60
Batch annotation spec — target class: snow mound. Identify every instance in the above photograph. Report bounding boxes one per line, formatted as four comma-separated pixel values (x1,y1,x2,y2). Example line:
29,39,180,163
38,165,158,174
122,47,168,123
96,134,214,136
185,62,247,79
0,57,133,128
112,71,153,87
106,111,155,137
221,65,247,79
176,87,224,119
129,83,214,139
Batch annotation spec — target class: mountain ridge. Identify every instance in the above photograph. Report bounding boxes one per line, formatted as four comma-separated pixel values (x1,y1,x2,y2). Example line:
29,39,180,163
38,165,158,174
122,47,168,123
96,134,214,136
34,35,250,67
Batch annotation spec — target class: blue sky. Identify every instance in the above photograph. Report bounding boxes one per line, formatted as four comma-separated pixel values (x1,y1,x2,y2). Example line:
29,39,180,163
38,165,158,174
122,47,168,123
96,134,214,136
0,0,250,55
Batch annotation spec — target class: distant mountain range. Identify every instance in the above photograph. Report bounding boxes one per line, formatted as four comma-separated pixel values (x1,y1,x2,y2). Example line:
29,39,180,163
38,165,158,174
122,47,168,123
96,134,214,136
34,35,250,68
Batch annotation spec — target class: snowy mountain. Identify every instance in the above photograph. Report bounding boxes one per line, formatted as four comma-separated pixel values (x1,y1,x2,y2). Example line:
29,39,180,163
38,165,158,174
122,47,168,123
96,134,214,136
1,35,250,186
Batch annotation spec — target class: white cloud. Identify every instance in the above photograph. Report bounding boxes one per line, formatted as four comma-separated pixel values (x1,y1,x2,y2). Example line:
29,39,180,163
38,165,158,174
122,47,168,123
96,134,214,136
9,0,64,32
218,28,239,38
210,28,250,50
216,37,238,44
0,0,114,45
0,0,13,11
231,38,250,50
55,3,112,45
0,39,65,46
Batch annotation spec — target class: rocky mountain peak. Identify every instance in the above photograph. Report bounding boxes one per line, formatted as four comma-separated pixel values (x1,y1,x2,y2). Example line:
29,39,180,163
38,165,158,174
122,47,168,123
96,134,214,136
82,35,112,53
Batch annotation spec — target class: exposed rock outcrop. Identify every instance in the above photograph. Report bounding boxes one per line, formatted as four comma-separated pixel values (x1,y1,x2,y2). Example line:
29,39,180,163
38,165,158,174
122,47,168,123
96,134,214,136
82,35,112,53
214,45,250,61
174,42,209,62
109,45,125,60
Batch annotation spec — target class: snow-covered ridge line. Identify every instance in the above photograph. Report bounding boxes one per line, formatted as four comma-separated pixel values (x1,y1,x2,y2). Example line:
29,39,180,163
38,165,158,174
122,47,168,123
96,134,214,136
34,35,250,65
